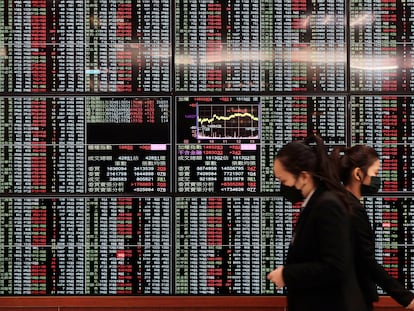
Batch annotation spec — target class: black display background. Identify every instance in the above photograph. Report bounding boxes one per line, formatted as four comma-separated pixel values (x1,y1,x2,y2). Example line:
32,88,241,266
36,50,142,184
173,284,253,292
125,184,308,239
0,0,413,295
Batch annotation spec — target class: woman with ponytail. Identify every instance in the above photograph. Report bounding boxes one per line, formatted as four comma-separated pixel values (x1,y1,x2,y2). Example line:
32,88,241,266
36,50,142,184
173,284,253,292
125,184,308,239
330,145,414,310
267,134,366,311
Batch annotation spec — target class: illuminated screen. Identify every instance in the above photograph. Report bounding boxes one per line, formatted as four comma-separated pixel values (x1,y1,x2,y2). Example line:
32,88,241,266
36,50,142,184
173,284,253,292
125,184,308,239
0,0,413,295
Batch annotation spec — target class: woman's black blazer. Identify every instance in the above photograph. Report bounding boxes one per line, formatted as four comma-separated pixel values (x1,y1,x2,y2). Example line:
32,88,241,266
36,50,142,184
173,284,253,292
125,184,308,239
282,186,366,311
349,193,414,309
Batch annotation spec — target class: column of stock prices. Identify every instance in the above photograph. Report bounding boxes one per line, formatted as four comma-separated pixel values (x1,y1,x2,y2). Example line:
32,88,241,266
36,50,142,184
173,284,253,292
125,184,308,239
350,0,414,92
0,0,414,296
175,0,346,92
1,0,170,93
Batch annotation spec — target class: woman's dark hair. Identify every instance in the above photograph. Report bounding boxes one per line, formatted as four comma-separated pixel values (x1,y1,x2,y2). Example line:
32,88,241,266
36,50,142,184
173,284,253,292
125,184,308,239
276,134,350,210
330,145,379,186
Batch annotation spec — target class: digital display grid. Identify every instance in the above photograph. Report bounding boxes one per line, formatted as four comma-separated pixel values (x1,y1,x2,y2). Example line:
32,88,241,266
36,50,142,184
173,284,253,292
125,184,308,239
1,0,414,296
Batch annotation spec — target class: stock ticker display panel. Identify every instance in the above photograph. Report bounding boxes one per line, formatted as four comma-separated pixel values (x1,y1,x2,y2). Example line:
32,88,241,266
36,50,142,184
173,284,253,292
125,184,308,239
0,0,414,296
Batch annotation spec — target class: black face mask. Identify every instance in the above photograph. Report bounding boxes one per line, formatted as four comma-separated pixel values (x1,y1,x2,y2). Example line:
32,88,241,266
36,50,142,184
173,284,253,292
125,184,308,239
280,184,304,203
361,176,381,195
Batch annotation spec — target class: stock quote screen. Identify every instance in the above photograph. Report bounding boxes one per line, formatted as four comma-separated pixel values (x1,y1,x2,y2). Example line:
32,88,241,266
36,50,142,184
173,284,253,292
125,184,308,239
0,0,413,295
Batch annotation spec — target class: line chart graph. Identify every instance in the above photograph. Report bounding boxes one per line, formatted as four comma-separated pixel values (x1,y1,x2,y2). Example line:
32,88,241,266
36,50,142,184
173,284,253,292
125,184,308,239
196,104,260,140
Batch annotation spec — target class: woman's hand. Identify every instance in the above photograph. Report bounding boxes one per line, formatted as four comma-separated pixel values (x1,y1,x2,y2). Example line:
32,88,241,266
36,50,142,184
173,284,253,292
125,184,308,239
406,298,414,310
267,266,285,289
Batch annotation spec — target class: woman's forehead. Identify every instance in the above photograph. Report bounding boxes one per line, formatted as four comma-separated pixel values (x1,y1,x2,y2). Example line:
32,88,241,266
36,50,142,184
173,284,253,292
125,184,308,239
273,159,294,180
367,159,381,172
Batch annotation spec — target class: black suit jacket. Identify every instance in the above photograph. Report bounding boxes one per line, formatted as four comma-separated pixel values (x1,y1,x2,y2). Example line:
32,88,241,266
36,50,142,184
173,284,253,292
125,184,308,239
349,193,414,309
282,186,366,311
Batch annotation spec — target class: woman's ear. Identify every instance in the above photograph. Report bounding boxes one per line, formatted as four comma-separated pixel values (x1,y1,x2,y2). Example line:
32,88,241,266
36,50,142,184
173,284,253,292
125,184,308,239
352,167,362,181
299,171,312,184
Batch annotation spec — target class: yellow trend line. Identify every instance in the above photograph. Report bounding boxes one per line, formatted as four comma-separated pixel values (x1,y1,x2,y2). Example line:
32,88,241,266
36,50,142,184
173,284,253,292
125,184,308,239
198,112,259,124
